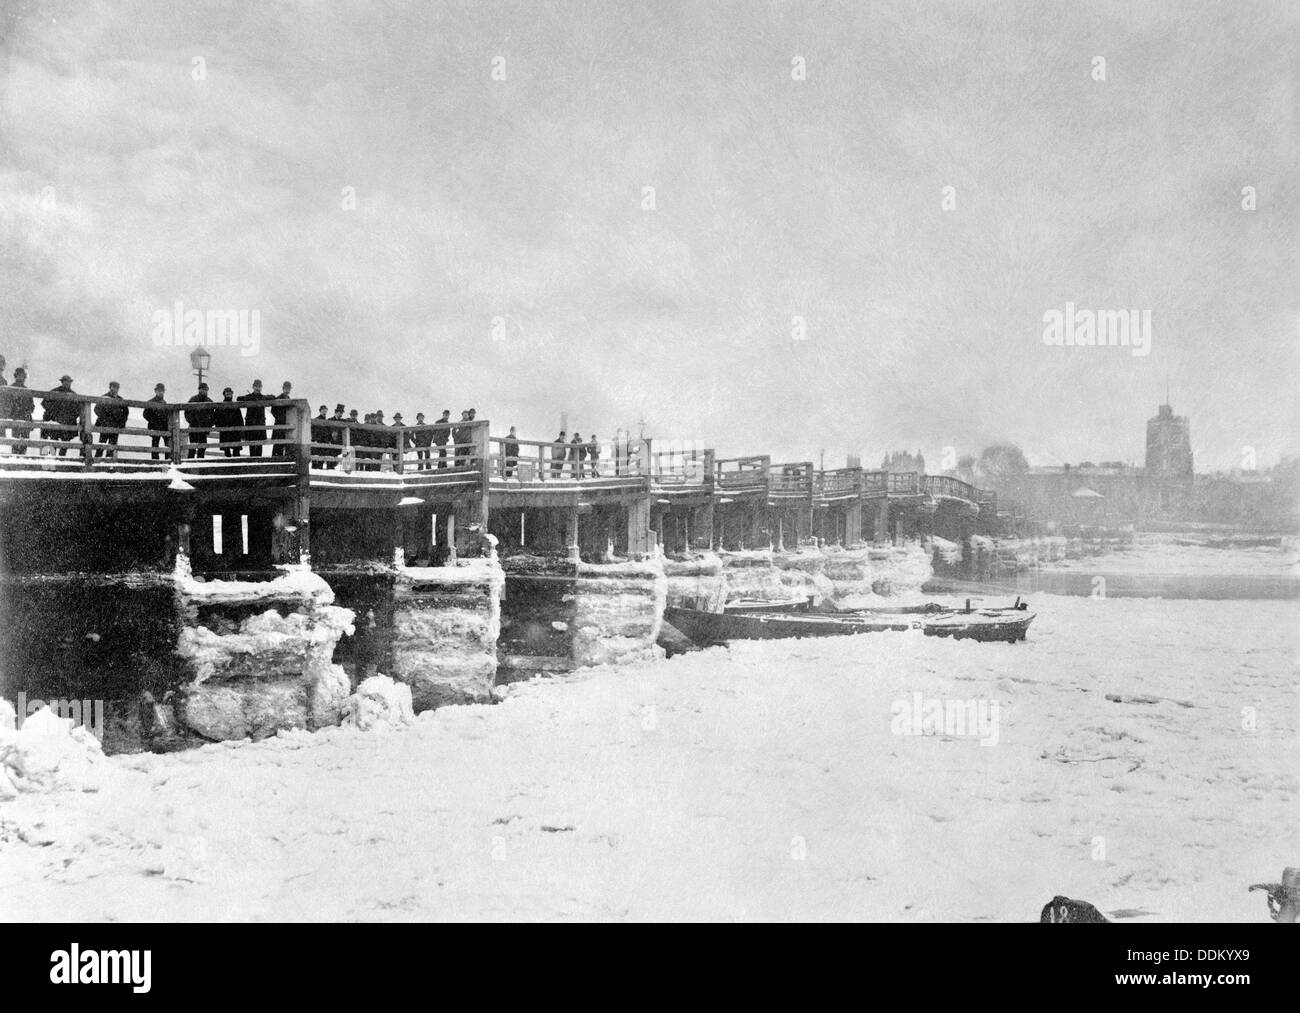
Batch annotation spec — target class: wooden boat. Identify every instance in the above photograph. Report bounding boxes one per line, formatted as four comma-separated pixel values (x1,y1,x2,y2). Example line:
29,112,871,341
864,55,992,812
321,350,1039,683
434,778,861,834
1175,535,1283,549
922,606,1035,642
664,598,1034,646
1205,535,1283,549
664,606,916,646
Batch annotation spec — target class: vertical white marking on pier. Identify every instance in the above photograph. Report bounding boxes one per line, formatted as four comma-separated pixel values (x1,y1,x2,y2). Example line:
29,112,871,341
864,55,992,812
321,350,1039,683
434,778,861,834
212,515,223,555
241,515,249,555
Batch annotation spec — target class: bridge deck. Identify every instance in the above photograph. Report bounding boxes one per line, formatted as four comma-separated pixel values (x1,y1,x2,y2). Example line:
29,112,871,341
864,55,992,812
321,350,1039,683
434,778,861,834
0,389,998,522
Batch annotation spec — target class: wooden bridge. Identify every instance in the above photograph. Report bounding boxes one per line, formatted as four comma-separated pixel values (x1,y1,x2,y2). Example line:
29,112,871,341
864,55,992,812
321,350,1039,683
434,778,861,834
0,388,1005,571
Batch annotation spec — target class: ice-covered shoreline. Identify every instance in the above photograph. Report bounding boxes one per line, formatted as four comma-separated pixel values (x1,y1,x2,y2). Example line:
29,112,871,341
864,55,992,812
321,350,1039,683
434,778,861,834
1,591,1293,922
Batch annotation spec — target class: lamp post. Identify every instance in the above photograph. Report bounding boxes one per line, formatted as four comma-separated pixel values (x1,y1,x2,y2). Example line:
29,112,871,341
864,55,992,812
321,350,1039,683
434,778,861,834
190,346,211,389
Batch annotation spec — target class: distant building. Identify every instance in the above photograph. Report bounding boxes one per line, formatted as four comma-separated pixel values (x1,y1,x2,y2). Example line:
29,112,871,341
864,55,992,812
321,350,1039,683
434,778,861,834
1017,402,1297,531
1145,403,1193,481
881,449,925,474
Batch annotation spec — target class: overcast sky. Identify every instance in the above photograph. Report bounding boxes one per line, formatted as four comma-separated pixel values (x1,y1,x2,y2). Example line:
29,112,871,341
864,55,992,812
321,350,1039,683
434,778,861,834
1,0,1296,469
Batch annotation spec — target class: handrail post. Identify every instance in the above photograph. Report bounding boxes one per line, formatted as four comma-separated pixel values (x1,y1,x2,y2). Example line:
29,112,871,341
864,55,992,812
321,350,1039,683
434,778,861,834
79,400,94,470
287,400,311,563
291,400,310,473
474,421,490,552
169,405,184,465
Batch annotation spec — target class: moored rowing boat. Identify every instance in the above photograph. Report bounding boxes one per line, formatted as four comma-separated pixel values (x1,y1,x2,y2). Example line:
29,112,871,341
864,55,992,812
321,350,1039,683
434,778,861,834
665,599,1035,646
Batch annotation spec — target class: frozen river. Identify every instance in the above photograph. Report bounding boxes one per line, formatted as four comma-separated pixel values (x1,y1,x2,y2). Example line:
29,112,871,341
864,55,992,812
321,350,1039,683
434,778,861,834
930,535,1300,600
2,541,1294,921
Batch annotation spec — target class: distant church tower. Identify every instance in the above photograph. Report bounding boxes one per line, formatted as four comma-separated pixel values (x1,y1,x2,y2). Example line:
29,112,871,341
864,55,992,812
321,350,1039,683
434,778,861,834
1145,403,1193,480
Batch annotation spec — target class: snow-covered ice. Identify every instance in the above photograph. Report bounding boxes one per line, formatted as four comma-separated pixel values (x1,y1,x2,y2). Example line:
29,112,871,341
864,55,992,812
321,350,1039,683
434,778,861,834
343,676,415,731
0,586,1293,921
0,706,117,800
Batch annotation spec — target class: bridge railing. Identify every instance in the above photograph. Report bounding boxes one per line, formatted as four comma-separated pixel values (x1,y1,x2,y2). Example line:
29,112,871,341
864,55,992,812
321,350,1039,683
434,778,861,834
307,419,486,476
814,467,861,498
770,462,815,498
888,471,920,495
651,447,713,487
923,474,978,501
487,435,648,481
0,387,305,473
714,455,769,491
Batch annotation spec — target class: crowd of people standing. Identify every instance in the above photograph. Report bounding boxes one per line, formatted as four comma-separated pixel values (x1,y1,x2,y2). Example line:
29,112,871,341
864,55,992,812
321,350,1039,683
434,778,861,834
540,429,601,479
0,356,611,480
309,406,478,471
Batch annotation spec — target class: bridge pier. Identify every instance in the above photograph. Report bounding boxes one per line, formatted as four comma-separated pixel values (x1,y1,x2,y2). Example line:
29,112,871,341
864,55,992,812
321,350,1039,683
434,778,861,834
566,507,580,562
626,494,652,555
844,501,863,545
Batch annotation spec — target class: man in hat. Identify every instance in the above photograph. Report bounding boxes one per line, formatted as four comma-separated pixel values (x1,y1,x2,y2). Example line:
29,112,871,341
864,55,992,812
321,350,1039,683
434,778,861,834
341,409,359,469
465,408,480,467
391,412,409,468
309,404,330,468
1,366,34,454
569,431,586,479
237,379,270,456
184,382,215,458
42,374,81,456
503,425,520,478
270,381,293,457
93,380,129,459
214,387,245,458
409,412,430,470
364,409,386,470
452,411,473,467
324,404,346,469
432,409,452,468
588,433,601,477
143,382,169,460
551,430,567,478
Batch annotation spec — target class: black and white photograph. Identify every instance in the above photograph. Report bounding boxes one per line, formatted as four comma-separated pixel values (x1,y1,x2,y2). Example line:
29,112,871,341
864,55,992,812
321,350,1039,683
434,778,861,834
0,0,1295,966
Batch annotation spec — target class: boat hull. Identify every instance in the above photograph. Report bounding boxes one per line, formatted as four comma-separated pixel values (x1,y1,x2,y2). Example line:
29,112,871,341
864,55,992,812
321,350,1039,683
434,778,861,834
922,612,1035,642
664,605,1035,646
664,606,912,647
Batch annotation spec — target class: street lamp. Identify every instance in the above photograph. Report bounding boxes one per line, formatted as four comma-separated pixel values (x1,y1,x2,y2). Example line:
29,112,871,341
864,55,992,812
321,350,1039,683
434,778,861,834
190,346,211,389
